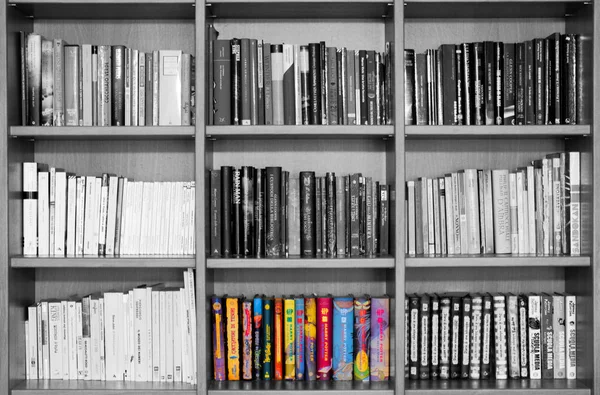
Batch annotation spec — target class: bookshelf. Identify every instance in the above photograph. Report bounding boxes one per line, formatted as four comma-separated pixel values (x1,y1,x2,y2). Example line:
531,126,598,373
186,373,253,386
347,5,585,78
0,2,596,395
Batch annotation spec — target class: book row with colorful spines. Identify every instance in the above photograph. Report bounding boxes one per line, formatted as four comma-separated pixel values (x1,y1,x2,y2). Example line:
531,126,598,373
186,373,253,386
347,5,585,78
24,269,197,384
22,162,196,257
210,167,391,258
404,33,587,126
21,32,194,127
212,295,390,381
405,293,577,380
405,151,581,256
208,28,394,126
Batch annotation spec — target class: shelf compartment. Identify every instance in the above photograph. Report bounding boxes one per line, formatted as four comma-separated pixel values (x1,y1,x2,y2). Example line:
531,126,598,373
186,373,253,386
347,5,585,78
209,380,394,394
10,126,195,140
206,125,394,140
404,125,590,139
404,0,588,19
11,256,196,268
208,256,394,269
207,1,392,20
406,255,590,268
405,379,590,394
11,380,197,394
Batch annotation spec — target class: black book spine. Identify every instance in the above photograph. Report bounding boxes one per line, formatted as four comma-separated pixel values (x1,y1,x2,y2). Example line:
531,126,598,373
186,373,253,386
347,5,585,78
434,50,443,126
426,49,436,125
515,43,526,125
207,34,214,125
524,40,535,124
300,45,311,125
359,50,368,125
111,45,125,126
534,38,546,125
450,296,462,379
408,295,420,380
472,42,485,125
503,43,515,125
214,40,232,125
326,47,338,125
345,175,351,255
430,296,440,379
379,184,389,255
563,34,576,124
308,43,322,124
483,41,495,125
544,37,553,124
320,177,327,255
480,294,493,379
264,43,273,125
494,42,504,125
231,39,242,125
350,174,360,256
242,166,255,257
518,294,529,378
377,52,385,125
221,166,234,257
255,169,264,258
326,173,336,257
283,46,296,125
548,33,561,124
315,177,322,256
336,48,344,125
211,170,222,257
461,43,472,125
385,42,394,125
300,171,316,257
415,53,429,126
359,177,366,255
320,41,328,124
461,296,472,379
419,295,431,380
266,167,282,257
241,38,252,125
258,41,265,125
455,45,464,125
20,32,28,125
404,49,416,125
233,168,243,256
441,45,457,125
282,171,289,257
576,33,588,124
250,39,259,125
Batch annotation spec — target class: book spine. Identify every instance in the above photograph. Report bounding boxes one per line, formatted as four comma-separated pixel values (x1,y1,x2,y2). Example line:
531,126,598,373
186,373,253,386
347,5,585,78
242,166,254,257
419,296,431,379
305,297,317,381
379,184,389,255
332,297,353,381
503,43,515,124
221,167,233,257
507,295,521,378
262,298,273,380
257,41,264,124
493,295,508,379
430,296,440,379
282,44,295,125
40,40,53,126
284,297,296,380
252,297,263,380
255,169,265,257
210,170,221,256
353,297,370,381
483,41,495,125
274,298,283,380
309,43,322,124
480,295,492,379
270,44,284,125
249,39,259,125
300,45,311,125
327,47,338,125
449,297,461,379
240,39,251,125
265,167,282,257
439,45,456,125
464,169,480,254
145,53,153,125
370,297,390,381
326,173,337,257
295,298,305,380
23,163,38,256
321,42,328,124
518,295,529,377
288,177,301,256
528,295,542,379
469,296,482,379
232,169,242,257
300,172,316,257
124,49,131,125
64,46,80,126
534,39,546,124
212,297,226,381
242,299,253,380
460,297,471,379
541,294,554,379
439,297,450,379
336,177,346,257
226,298,240,380
564,35,576,124
565,295,576,379
26,34,41,126
494,42,504,124
98,46,112,126
111,46,125,125
152,51,159,125
569,152,580,255
404,49,416,125
316,297,333,380
180,53,191,126
524,41,534,124
461,43,472,125
347,47,356,125
263,43,272,125
492,170,511,253
409,295,419,380
515,43,525,124
473,43,484,125
231,39,242,125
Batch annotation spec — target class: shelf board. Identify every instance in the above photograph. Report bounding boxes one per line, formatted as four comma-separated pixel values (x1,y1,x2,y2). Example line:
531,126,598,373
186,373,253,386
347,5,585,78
209,380,394,394
406,379,590,394
206,125,394,140
10,126,195,140
11,256,195,268
12,380,197,394
405,255,591,268
404,0,587,19
207,0,392,19
207,256,394,269
404,125,590,139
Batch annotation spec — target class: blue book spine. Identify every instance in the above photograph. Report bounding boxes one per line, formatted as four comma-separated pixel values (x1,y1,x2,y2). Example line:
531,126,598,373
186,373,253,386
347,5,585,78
295,298,305,380
253,296,263,380
333,297,354,380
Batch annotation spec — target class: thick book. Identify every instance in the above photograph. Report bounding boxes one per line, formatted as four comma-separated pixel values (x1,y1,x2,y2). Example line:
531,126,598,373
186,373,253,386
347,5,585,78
480,294,493,379
518,295,529,378
370,297,390,381
576,34,589,124
64,45,80,126
26,33,41,126
305,297,317,380
23,163,38,256
461,43,472,125
430,295,440,379
295,297,305,380
528,294,542,379
449,296,462,379
493,295,508,379
271,44,284,125
366,50,377,125
214,40,231,125
568,152,581,255
225,297,240,380
503,43,515,124
353,297,370,381
262,297,273,380
492,169,511,253
472,42,485,125
210,170,221,257
241,167,255,257
300,172,316,257
419,295,431,379
263,42,272,125
534,38,546,124
316,297,333,380
288,177,301,256
253,296,263,380
524,40,535,124
565,295,576,379
408,295,419,380
515,42,526,124
158,50,182,125
309,43,322,124
300,45,311,125
332,297,353,381
440,44,457,125
404,49,416,125
335,176,346,257
40,39,53,126
414,53,428,125
483,41,496,125
231,39,242,125
283,298,295,380
546,33,561,124
460,296,472,379
111,46,125,125
240,39,251,125
563,34,576,124
438,296,451,379
232,169,242,257
541,294,554,379
282,44,295,125
249,39,259,125
507,294,521,378
274,298,283,380
469,295,483,379
326,173,337,257
221,166,233,257
266,167,282,256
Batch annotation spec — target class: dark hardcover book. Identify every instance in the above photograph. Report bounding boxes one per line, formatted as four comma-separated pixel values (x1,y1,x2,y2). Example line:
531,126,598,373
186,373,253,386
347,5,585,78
231,38,242,125
240,38,252,125
249,39,259,125
308,43,322,124
255,168,265,257
534,38,546,125
524,40,535,124
408,294,420,380
426,49,436,125
358,50,368,125
518,294,529,378
547,33,562,124
283,45,296,125
214,40,232,125
20,32,28,125
544,37,554,124
434,49,443,126
257,41,265,125
430,295,440,379
145,53,153,126
419,295,431,380
242,166,255,257
336,49,344,125
461,43,472,125
315,177,322,256
344,175,351,255
472,42,485,125
365,177,373,256
358,177,366,255
377,52,385,125
379,184,389,255
494,42,504,125
326,173,336,257
266,167,282,257
449,296,462,379
366,50,377,125
300,45,311,125
515,43,526,124
262,297,273,380
282,171,289,256
440,44,457,125
233,168,243,256
40,39,53,126
483,41,495,125
415,53,429,125
263,43,273,125
111,45,125,125
563,34,577,124
404,49,416,125
221,166,233,257
320,42,328,124
321,177,327,255
455,45,464,125
326,47,338,125
439,296,451,379
26,33,41,126
350,174,361,256
577,34,590,124
206,24,217,125
541,293,554,379
503,43,515,124
461,296,472,379
480,294,493,379
211,170,222,257
300,171,316,257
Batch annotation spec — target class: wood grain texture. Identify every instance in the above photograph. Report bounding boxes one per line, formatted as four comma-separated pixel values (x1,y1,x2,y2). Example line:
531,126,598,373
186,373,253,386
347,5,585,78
11,126,196,139
207,256,395,269
405,379,590,394
12,379,197,395
208,380,394,394
206,125,394,140
11,256,195,268
406,256,591,268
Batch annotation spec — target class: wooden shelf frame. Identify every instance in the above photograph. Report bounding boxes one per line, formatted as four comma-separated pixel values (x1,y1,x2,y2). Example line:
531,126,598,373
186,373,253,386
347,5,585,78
405,256,591,268
10,126,196,140
11,256,196,268
207,256,395,269
208,380,395,394
11,380,198,394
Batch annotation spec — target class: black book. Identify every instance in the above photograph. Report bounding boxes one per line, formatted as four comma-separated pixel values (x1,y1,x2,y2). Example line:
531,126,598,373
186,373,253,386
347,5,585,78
480,294,493,379
359,50,368,125
283,46,295,126
315,177,322,256
321,177,327,255
455,45,464,125
240,38,252,125
365,178,373,256
379,184,389,255
326,173,336,257
263,43,273,125
350,174,361,256
503,43,515,125
472,42,485,125
408,294,420,380
419,295,431,380
430,295,440,379
461,43,473,125
233,168,243,256
518,294,529,378
231,38,242,125
415,53,429,126
214,40,232,125
426,49,437,125
563,34,577,124
111,45,125,126
366,50,377,125
255,168,265,258
515,42,526,125
483,41,495,125
377,52,385,125
359,176,366,255
300,171,316,257
320,42,328,124
541,293,554,379
546,32,561,124
385,42,394,125
494,42,504,125
544,37,553,125
282,171,289,256
449,296,462,379
534,38,546,125
524,40,535,124
300,45,311,125
344,175,351,255
242,166,255,257
404,49,416,125
308,43,322,124
440,45,457,125
577,33,589,124
336,49,344,125
210,170,222,257
258,41,265,125
326,47,338,125
461,296,472,379
265,167,282,257
221,166,234,257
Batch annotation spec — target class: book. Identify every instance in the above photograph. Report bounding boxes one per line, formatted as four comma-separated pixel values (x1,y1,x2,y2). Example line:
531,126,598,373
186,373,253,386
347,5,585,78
353,297,370,381
158,50,183,125
528,294,542,379
469,295,483,379
492,169,511,253
64,45,80,126
111,46,125,125
283,298,295,380
370,297,390,381
553,294,566,379
23,163,38,256
507,294,521,378
408,295,419,380
305,297,317,381
332,297,353,381
419,295,431,379
40,39,53,126
295,297,305,380
274,298,283,380
262,297,273,380
316,296,333,380
242,298,253,380
493,295,508,379
300,172,316,257
404,49,416,125
480,294,492,379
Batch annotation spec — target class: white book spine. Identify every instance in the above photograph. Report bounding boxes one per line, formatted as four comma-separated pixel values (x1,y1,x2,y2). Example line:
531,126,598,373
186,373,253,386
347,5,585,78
516,171,526,254
139,51,146,126
159,291,167,381
83,337,91,380
483,170,495,254
23,162,38,256
48,302,63,379
37,304,45,379
90,298,101,380
553,294,566,378
75,177,86,256
132,49,139,126
451,173,461,254
173,290,182,382
76,302,84,380
125,48,131,126
521,171,530,254
99,298,106,381
438,178,447,255
166,291,174,382
123,293,130,381
98,176,109,255
66,175,77,256
528,295,542,379
82,44,93,125
439,300,450,379
28,306,39,379
464,169,480,254
92,177,102,254
67,301,77,380
128,290,135,381
25,321,30,380
104,294,116,380
444,175,455,255
54,171,67,256
146,287,153,380
152,290,161,381
134,288,147,381
38,171,50,256
419,178,429,255
469,296,482,379
105,175,119,256
507,295,520,378
152,51,159,125
185,268,197,384
61,301,69,380
432,180,441,254
527,166,536,254
551,157,562,255
458,172,468,254
180,288,189,383
508,172,518,254
565,295,576,379
542,159,552,255
293,45,302,125
426,178,435,255
83,176,96,255
407,181,416,255
568,152,580,255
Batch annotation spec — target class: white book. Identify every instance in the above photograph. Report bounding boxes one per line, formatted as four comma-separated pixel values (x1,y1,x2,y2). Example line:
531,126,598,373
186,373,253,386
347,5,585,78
164,183,173,255
550,156,562,255
173,290,182,382
443,175,454,255
125,48,131,126
189,183,196,255
125,180,137,256
75,176,86,256
542,158,552,255
425,178,435,255
528,294,542,379
49,167,56,255
123,293,130,381
38,170,50,256
98,175,110,255
99,298,106,381
152,290,161,382
134,287,148,381
565,294,576,379
432,179,441,254
159,50,183,125
482,170,494,254
506,294,520,378
568,152,580,256
438,178,447,255
492,169,511,254
139,182,151,255
183,182,191,255
75,302,84,380
450,173,461,254
463,169,480,254
104,293,118,380
105,175,119,256
407,181,416,255
66,175,77,256
509,172,518,254
516,171,526,254
90,298,101,380
37,304,45,379
92,177,102,255
23,162,38,256
119,179,130,255
135,182,145,255
159,291,167,381
128,290,136,381
166,290,174,382
82,44,93,125
181,53,191,126
139,51,146,126
180,288,189,383
83,176,96,255
83,337,91,380
25,321,30,379
527,165,537,254
54,170,67,256
61,301,69,380
469,295,482,379
48,301,63,379
152,51,159,125
146,286,154,380
82,296,92,381
132,49,139,126
457,172,468,254
160,182,168,254
167,183,176,255
186,268,197,384
67,301,77,380
27,306,38,379
493,295,508,379
553,293,566,379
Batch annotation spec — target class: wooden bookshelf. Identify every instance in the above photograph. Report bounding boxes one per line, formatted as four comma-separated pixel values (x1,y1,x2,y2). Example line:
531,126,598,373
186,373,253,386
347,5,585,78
405,379,591,394
11,256,196,268
206,125,394,140
208,381,395,394
11,380,198,394
10,126,196,139
405,255,591,268
207,256,395,269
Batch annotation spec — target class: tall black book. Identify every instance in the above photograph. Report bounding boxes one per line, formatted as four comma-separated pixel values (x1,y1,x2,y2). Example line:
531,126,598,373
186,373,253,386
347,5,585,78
300,171,316,257
494,42,504,125
315,177,322,256
211,170,222,257
321,177,327,255
503,43,515,125
282,171,289,256
419,295,431,379
366,50,377,125
515,42,526,125
534,38,546,125
308,43,322,124
240,38,252,125
359,50,368,125
326,47,338,125
350,174,361,256
576,33,589,124
563,34,577,124
415,53,429,126
461,43,472,125
300,45,311,125
524,40,535,124
255,168,265,257
214,40,232,125
242,166,254,257
231,38,242,125
404,49,416,125
483,41,495,125
326,173,336,257
461,295,472,379
379,184,389,255
455,45,464,125
265,167,282,257
440,44,457,125
111,45,125,126
233,168,243,256
449,296,462,379
336,48,344,125
221,166,234,257
546,32,561,124
472,42,485,125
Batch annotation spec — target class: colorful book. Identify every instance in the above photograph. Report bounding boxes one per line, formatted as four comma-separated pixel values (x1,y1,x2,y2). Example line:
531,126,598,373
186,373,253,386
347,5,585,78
305,297,317,380
262,297,273,380
253,296,263,380
353,297,371,381
370,297,390,381
332,297,354,381
295,297,305,380
226,297,240,380
242,298,253,380
274,298,283,380
316,296,333,380
212,297,226,381
284,298,295,380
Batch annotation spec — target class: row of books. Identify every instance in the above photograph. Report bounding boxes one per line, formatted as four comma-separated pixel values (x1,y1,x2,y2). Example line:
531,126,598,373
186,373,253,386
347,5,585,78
209,167,391,258
405,152,580,256
208,36,394,126
22,32,195,127
22,163,196,257
405,293,577,380
25,269,197,384
212,295,390,381
404,33,585,126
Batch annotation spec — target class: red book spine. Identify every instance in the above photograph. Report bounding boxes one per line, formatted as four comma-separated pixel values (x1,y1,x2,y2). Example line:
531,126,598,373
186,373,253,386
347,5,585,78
316,297,333,380
274,298,284,380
